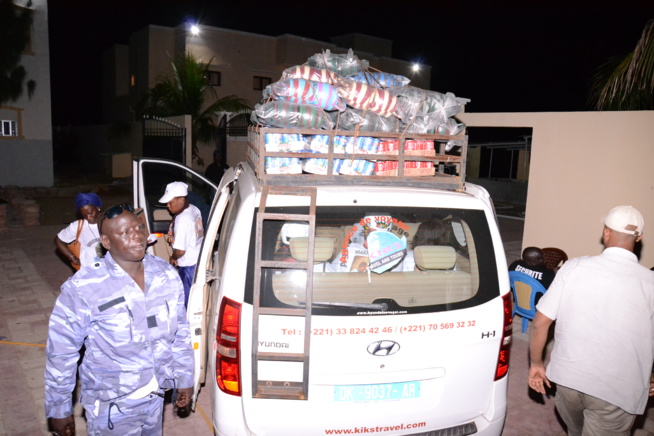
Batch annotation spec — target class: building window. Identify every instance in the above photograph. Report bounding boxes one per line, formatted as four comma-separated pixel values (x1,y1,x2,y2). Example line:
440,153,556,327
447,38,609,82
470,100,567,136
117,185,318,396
206,71,221,86
0,120,18,137
226,112,251,137
253,76,272,91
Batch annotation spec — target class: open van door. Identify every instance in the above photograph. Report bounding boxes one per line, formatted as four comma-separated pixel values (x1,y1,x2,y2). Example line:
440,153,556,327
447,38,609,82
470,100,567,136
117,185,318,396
132,157,228,406
132,157,218,238
186,173,235,406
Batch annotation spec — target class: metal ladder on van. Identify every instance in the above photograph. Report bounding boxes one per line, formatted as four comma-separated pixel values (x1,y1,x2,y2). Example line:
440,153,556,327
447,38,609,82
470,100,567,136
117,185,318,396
251,185,317,400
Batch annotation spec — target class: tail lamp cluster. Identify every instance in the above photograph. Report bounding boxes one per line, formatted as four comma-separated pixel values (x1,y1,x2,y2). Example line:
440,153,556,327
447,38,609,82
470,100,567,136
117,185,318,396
494,293,513,380
216,298,242,395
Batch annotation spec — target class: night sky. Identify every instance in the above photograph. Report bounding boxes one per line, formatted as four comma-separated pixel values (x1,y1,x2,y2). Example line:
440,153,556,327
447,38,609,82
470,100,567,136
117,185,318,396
47,0,654,127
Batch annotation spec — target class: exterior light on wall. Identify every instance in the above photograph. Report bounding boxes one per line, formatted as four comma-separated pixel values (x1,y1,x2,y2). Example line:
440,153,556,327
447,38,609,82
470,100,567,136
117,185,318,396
412,63,421,73
190,24,200,36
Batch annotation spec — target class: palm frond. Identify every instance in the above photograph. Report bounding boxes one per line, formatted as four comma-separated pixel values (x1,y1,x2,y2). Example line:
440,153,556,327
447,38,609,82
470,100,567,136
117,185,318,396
140,52,251,162
589,19,654,110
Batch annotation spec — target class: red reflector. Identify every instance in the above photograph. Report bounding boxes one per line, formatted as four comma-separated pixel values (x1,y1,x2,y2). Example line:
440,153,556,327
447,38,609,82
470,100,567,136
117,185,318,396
495,293,513,380
218,360,240,393
216,298,241,396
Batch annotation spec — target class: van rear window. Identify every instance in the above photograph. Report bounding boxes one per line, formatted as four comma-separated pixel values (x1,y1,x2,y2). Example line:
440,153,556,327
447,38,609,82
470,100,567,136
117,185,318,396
245,206,499,315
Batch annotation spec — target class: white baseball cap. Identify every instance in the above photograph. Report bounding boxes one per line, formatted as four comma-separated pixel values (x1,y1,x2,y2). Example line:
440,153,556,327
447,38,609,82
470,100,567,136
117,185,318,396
603,205,644,236
159,181,188,203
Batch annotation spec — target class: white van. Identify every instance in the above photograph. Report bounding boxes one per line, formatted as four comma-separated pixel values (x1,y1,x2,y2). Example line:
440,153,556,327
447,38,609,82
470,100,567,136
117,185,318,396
133,127,512,436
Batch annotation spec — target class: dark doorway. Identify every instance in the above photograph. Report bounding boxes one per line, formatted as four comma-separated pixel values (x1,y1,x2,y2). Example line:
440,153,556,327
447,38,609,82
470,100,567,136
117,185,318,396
142,117,186,164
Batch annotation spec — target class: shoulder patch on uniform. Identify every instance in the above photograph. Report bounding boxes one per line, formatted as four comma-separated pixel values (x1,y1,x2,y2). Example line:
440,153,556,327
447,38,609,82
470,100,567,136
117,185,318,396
98,296,126,312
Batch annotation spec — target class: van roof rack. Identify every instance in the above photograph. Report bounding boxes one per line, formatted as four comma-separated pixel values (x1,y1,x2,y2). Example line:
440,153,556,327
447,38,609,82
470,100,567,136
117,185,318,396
246,126,468,190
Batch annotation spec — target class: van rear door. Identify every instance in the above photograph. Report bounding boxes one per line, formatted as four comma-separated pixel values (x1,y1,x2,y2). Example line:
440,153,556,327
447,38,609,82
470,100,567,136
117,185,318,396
237,193,509,435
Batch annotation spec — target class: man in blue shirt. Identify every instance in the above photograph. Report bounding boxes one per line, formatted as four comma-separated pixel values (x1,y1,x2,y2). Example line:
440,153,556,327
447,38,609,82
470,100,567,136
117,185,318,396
45,205,194,435
509,246,555,289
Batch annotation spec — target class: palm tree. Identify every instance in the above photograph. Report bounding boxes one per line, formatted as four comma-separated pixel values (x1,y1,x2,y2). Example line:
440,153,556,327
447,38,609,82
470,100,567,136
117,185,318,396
141,52,250,164
0,0,36,105
589,19,654,110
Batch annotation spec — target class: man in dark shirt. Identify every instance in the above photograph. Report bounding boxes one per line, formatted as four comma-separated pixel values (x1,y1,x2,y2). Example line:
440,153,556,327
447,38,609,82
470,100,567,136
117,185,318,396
205,150,229,184
509,246,555,289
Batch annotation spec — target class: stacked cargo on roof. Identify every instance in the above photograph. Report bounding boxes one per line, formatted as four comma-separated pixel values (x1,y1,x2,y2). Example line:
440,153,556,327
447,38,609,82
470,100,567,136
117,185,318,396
248,49,469,189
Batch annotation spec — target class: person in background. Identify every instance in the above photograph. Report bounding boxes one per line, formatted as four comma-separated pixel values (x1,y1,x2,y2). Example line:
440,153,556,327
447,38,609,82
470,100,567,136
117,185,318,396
205,150,229,185
159,181,204,308
400,219,452,272
412,219,451,248
54,192,104,269
509,246,555,289
45,205,193,435
529,205,654,436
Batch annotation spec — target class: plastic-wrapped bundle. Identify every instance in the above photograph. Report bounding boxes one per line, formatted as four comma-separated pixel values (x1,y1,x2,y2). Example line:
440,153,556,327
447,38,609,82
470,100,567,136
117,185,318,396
390,87,464,124
332,108,400,132
307,135,349,153
336,78,400,118
402,116,466,136
307,49,369,77
281,66,340,84
251,102,334,130
434,118,466,136
302,156,343,175
339,159,375,176
263,78,346,111
265,157,302,174
264,133,307,152
347,71,410,88
403,117,466,135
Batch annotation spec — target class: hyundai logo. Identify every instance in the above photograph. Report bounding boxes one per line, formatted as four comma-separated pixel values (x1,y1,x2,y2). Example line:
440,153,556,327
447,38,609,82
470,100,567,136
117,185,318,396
367,340,400,356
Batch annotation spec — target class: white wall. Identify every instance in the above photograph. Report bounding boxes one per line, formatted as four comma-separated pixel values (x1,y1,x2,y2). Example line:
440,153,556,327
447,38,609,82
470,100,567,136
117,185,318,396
458,111,654,268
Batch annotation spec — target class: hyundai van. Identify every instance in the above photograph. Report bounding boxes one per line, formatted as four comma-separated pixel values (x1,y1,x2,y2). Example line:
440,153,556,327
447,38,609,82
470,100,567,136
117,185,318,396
133,127,512,436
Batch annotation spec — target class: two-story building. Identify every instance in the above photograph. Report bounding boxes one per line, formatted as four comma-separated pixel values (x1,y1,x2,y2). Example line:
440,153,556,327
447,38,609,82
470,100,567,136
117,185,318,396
1,0,53,187
101,24,431,171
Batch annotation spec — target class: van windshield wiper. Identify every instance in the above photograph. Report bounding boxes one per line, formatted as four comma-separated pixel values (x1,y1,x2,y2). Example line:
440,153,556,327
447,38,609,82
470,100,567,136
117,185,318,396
309,301,389,310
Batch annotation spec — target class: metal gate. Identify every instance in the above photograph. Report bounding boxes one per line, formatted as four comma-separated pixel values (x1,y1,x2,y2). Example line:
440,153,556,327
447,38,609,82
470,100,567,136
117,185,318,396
142,116,186,164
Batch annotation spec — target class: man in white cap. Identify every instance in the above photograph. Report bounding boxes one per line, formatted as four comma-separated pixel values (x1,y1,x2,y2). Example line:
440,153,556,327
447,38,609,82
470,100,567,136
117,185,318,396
159,181,204,308
528,205,654,435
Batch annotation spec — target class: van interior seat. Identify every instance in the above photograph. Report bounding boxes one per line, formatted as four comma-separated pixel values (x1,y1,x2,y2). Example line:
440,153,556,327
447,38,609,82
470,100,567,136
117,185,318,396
413,245,456,270
273,242,473,307
153,208,172,220
289,237,336,263
315,227,345,259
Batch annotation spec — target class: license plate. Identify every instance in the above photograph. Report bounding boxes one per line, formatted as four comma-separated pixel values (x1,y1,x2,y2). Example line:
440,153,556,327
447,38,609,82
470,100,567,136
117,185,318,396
334,381,421,402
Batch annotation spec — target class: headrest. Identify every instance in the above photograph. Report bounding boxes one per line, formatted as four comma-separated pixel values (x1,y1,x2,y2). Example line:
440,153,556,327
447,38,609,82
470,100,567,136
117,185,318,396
316,227,345,259
289,237,335,263
414,245,456,270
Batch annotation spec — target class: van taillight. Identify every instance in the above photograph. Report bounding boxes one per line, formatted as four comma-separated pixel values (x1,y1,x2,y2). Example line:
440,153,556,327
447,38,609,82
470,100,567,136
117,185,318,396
216,298,241,396
494,293,513,380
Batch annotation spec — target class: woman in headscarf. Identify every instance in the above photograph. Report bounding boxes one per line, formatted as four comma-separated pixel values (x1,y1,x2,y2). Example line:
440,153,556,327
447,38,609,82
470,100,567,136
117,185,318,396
54,192,104,270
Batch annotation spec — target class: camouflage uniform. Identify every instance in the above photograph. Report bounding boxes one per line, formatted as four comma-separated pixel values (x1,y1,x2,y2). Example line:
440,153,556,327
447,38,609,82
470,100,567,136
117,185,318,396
44,251,194,433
